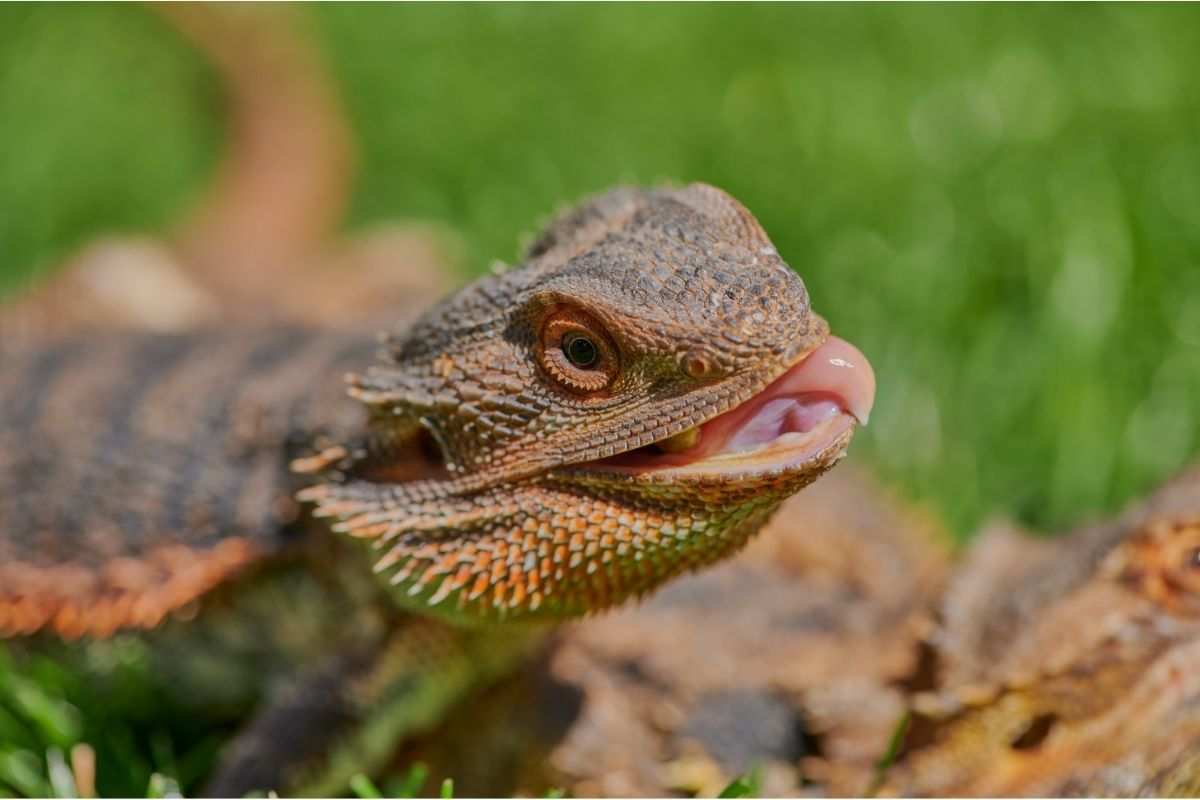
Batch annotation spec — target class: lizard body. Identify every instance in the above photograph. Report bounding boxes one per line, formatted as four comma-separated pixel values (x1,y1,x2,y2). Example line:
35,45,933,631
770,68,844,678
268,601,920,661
0,184,874,795
0,330,370,638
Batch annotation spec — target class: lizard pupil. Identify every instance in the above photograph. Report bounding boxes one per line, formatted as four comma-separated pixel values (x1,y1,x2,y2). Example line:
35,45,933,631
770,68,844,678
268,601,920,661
563,334,598,368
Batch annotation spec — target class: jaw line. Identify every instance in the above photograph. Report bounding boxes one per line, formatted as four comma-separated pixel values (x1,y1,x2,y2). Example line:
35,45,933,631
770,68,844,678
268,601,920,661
569,409,858,482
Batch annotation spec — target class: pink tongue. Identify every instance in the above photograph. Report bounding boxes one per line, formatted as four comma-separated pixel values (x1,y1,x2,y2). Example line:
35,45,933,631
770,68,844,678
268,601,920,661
723,398,841,452
689,336,875,458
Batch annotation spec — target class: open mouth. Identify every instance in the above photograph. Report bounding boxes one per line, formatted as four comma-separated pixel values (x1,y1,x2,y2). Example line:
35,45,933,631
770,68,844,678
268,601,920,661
303,336,875,491
591,335,875,478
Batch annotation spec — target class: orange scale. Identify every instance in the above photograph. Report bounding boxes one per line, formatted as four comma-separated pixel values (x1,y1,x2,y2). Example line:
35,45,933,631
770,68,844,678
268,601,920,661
467,573,491,601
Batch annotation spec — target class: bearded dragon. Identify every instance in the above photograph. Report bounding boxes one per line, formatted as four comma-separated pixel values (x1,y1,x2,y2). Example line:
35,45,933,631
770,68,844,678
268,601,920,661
0,184,875,796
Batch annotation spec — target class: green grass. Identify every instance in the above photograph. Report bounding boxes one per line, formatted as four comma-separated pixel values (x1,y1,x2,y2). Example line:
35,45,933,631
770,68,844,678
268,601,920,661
0,648,84,798
0,5,220,289
717,766,764,798
349,766,459,800
867,711,910,798
0,642,229,797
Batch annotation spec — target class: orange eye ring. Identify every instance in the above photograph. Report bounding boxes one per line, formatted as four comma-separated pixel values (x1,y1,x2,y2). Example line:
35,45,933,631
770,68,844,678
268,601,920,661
539,307,619,394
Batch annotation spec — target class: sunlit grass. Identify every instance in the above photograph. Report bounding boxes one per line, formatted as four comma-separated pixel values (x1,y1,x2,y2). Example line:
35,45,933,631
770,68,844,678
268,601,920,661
0,648,82,797
717,766,764,798
0,643,228,797
349,767,457,800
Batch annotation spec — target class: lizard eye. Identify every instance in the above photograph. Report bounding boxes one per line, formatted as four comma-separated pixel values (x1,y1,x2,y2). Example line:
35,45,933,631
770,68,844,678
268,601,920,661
563,333,599,368
539,307,619,394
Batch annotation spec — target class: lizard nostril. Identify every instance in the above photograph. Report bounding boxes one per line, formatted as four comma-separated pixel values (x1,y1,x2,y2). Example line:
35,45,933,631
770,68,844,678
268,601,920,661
680,351,719,380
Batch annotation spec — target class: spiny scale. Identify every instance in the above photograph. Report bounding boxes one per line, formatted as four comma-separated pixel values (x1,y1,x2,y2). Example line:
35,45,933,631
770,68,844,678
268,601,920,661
313,472,811,621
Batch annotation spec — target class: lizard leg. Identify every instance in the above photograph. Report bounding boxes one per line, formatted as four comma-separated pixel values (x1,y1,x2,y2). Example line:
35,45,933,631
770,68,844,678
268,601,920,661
203,617,543,797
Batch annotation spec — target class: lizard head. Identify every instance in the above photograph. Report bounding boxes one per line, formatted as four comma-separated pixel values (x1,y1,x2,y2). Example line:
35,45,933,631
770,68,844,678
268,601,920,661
298,184,875,623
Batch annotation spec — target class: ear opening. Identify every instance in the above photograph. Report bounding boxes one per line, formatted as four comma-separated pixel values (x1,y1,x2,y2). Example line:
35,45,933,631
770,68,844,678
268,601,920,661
348,422,453,486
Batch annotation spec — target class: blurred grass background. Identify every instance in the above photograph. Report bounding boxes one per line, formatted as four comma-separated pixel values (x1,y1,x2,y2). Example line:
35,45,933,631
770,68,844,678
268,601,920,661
2,3,1198,538
1,4,1199,796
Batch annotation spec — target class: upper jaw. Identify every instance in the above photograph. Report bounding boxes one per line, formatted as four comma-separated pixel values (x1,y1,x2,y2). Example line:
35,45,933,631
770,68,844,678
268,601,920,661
572,333,876,480
313,323,874,493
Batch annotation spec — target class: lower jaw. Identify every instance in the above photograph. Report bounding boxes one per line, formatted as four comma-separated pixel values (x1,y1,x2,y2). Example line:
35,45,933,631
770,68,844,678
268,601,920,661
566,411,858,485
